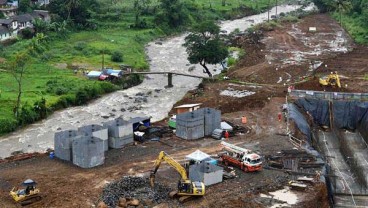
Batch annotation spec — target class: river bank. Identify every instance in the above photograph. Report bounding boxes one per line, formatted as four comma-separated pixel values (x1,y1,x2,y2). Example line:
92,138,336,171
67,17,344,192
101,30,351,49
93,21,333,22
0,4,306,159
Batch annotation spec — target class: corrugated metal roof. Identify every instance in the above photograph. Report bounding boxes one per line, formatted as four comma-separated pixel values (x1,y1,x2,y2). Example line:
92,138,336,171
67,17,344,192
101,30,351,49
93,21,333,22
174,103,202,108
87,71,102,77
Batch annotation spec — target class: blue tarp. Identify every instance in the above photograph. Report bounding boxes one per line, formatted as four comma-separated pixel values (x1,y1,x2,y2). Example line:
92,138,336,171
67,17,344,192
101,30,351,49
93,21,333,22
332,101,368,130
295,98,330,127
288,103,311,141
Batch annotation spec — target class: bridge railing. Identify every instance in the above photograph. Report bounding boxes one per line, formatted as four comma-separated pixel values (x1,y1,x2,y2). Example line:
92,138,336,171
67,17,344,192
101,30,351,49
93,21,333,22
289,90,368,101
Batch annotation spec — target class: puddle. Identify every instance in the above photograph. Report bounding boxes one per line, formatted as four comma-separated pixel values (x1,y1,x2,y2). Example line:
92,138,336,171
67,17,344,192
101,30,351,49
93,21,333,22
260,187,299,206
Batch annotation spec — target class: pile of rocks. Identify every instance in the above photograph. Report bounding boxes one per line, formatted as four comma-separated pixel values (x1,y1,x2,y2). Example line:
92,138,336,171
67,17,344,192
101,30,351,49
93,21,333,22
100,176,172,207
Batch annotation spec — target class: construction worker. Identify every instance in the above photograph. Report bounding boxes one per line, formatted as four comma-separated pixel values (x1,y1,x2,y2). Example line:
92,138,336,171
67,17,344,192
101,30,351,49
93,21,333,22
224,130,229,140
278,112,282,122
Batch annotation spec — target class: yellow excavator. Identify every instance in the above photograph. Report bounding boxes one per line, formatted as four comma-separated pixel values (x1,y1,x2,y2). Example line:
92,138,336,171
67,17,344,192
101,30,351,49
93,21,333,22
319,71,341,88
9,179,41,206
150,151,205,202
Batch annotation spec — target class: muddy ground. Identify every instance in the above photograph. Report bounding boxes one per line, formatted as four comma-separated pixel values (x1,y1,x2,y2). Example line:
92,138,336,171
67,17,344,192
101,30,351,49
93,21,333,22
1,14,367,208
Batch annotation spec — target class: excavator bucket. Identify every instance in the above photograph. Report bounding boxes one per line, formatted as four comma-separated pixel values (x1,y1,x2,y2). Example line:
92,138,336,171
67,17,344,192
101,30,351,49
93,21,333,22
149,172,155,188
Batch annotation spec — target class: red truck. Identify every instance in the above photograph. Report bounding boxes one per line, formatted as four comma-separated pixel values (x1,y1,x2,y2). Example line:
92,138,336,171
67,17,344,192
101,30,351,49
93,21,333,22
219,141,262,172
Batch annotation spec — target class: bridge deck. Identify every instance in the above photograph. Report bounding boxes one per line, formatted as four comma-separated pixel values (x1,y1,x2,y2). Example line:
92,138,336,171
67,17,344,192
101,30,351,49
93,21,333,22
127,71,209,79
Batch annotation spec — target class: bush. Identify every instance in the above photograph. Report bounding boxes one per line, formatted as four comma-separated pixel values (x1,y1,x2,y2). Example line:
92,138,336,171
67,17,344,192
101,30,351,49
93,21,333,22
99,82,118,93
19,28,34,39
75,89,89,105
111,51,123,62
0,118,17,134
227,57,236,66
18,103,38,126
74,41,87,51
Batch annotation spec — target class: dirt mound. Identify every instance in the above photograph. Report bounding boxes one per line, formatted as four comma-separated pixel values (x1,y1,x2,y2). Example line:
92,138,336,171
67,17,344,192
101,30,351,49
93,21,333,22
294,77,352,92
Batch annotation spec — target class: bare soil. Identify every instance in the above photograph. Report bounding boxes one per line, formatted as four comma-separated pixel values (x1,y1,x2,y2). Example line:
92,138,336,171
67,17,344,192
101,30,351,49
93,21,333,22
1,13,367,208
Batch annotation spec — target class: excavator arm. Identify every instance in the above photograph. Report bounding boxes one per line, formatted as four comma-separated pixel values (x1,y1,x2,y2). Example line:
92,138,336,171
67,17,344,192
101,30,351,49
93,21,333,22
150,151,188,187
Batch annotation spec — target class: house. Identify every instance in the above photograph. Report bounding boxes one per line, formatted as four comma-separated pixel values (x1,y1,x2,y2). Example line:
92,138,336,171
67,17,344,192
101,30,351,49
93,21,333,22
13,14,34,30
31,0,49,6
0,25,11,41
174,103,202,114
0,9,49,41
0,0,17,17
0,18,17,41
31,10,50,22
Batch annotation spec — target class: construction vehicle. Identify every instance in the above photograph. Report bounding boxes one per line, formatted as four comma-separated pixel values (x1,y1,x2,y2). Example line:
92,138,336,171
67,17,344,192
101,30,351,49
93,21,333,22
9,179,41,206
319,72,341,88
219,141,262,172
150,151,205,202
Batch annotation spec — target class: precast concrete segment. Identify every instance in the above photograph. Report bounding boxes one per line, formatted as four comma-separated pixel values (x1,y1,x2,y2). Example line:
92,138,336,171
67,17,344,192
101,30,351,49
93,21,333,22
340,131,368,192
318,131,359,198
334,195,368,208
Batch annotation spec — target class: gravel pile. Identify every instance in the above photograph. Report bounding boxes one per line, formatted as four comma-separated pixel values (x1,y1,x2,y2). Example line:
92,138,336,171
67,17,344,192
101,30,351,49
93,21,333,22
101,176,172,207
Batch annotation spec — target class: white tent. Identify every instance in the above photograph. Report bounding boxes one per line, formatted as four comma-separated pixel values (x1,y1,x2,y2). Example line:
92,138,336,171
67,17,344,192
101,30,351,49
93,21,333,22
186,150,211,162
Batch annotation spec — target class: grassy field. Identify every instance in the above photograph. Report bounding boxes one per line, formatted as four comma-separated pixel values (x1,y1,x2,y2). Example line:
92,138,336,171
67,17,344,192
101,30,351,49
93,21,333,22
0,0,278,134
331,13,368,44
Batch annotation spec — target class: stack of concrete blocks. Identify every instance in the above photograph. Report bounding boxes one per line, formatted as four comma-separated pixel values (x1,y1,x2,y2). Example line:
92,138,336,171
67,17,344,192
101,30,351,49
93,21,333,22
54,130,79,161
189,160,223,186
72,136,105,168
202,107,221,136
78,124,108,151
103,118,134,149
176,107,221,140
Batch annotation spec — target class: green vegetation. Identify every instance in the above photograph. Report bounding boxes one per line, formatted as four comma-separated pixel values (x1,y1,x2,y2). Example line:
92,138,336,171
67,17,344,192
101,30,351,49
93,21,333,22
183,20,229,77
0,0,281,135
364,74,368,80
312,0,368,44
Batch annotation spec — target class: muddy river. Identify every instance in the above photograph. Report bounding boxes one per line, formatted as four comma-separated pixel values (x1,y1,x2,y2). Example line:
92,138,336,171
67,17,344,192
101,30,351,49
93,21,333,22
0,4,309,159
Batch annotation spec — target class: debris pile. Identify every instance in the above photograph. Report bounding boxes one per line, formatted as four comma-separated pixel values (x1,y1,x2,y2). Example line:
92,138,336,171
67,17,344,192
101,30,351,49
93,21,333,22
266,149,324,171
101,176,172,207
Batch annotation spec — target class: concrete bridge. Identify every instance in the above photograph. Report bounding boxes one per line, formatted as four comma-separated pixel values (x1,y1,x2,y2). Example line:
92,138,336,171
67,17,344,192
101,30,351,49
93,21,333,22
126,71,209,87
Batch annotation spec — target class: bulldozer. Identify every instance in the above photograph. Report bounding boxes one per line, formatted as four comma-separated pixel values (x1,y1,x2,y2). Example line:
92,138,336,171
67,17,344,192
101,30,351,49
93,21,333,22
150,151,205,202
9,179,41,206
319,72,341,88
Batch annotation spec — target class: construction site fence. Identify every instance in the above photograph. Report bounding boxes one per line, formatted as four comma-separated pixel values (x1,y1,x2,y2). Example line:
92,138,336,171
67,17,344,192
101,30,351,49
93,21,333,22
289,90,368,101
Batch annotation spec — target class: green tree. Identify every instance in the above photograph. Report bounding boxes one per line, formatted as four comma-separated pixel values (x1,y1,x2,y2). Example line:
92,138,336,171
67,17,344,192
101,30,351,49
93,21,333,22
18,0,32,13
183,21,229,77
336,0,353,26
133,0,151,28
155,0,189,28
66,0,81,21
32,18,50,34
4,34,47,118
48,0,99,28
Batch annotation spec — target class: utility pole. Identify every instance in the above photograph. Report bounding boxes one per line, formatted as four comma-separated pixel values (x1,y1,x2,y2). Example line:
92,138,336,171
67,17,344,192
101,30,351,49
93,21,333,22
101,49,105,70
275,0,278,17
268,0,271,22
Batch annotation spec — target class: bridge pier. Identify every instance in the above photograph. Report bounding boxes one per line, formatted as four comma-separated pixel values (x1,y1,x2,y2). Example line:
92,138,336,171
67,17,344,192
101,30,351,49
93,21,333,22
166,73,173,88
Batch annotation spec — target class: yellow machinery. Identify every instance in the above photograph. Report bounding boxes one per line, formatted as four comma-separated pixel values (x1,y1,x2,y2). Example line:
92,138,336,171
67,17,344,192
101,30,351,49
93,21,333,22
150,151,205,202
9,179,41,206
319,72,341,88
